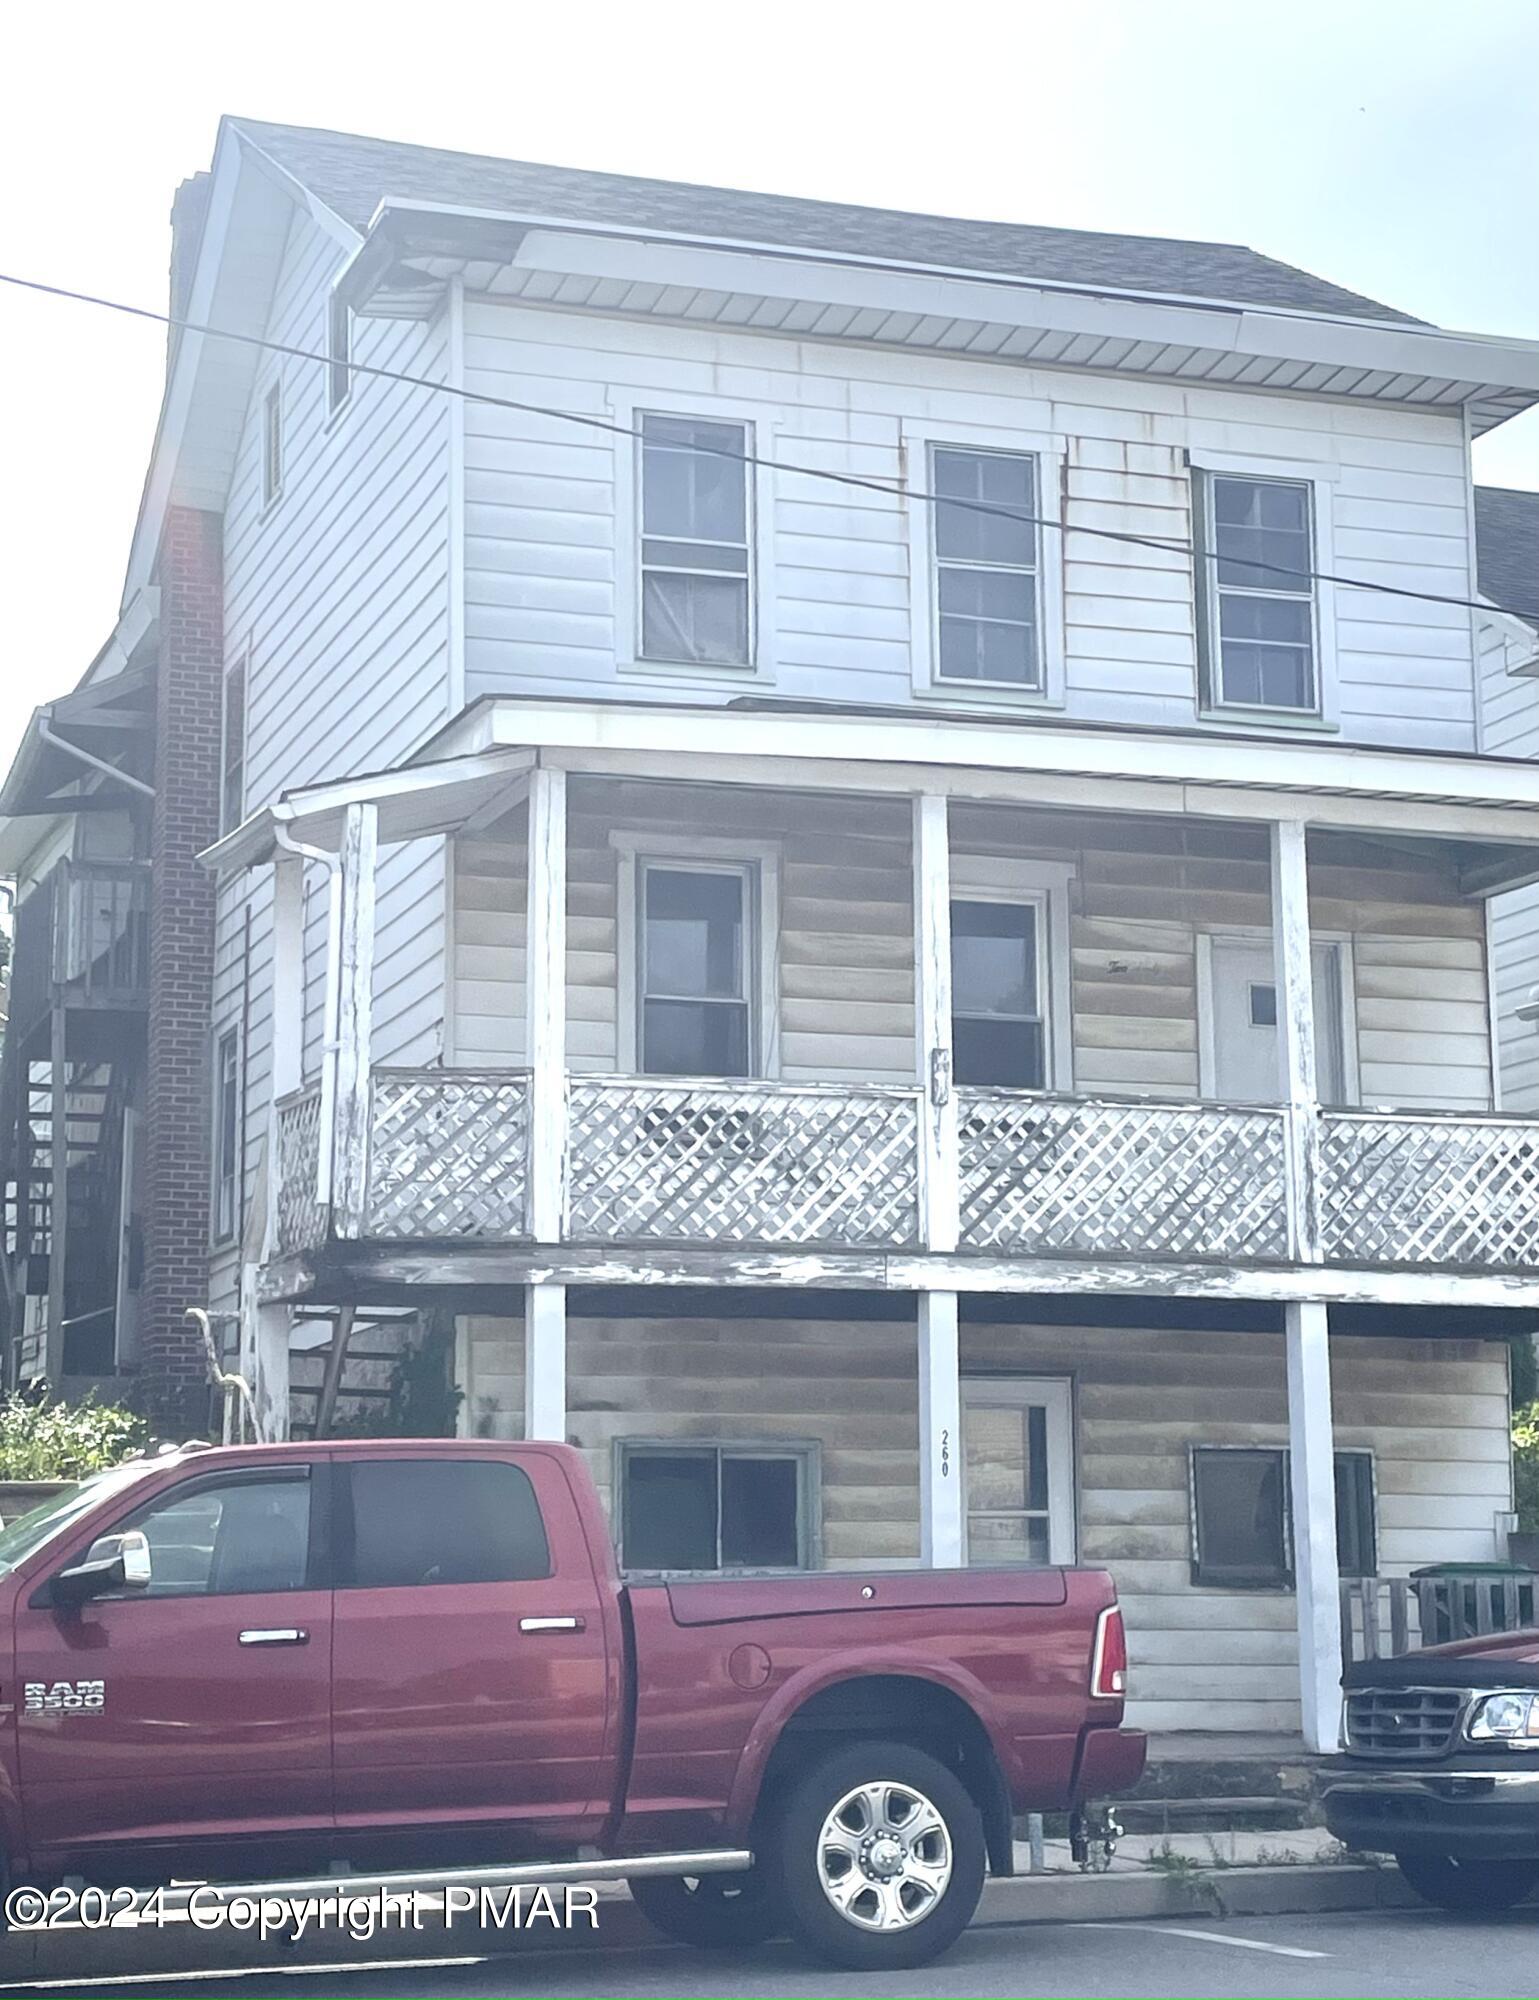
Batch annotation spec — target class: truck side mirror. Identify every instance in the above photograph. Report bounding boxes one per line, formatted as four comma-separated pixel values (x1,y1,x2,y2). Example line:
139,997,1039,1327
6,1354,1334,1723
50,1530,153,1608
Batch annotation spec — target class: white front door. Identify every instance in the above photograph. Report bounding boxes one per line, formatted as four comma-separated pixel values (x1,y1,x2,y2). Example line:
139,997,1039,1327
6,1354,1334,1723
961,1377,1075,1566
1206,937,1350,1105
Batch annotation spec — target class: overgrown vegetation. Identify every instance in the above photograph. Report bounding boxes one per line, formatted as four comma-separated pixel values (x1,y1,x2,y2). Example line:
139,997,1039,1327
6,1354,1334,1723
1513,1336,1539,1532
0,1397,147,1481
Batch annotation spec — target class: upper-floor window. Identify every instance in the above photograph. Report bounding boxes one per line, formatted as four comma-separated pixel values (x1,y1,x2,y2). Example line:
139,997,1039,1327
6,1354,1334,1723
1197,473,1317,715
219,655,246,838
639,414,752,667
639,861,754,1077
327,293,352,414
261,382,283,510
931,447,1041,688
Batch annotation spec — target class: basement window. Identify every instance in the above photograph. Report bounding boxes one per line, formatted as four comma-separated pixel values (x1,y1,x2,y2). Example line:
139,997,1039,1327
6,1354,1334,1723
618,1442,815,1572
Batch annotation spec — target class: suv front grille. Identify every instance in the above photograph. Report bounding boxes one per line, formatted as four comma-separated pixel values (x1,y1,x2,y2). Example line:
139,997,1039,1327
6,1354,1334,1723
1344,1686,1464,1759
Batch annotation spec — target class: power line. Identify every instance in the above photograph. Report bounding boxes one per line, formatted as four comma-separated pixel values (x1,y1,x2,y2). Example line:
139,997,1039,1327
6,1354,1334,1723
3,266,1537,625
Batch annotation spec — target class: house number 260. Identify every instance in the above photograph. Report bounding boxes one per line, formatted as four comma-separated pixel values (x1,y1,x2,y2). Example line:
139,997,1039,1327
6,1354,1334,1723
940,1428,951,1477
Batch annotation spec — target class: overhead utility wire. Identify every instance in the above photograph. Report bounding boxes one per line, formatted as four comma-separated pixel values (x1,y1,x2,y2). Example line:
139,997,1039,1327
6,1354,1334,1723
3,268,1536,625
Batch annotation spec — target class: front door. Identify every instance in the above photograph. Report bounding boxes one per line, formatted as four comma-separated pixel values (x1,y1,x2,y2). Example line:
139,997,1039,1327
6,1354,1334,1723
13,1461,331,1862
1206,937,1349,1104
961,1377,1075,1567
329,1450,612,1838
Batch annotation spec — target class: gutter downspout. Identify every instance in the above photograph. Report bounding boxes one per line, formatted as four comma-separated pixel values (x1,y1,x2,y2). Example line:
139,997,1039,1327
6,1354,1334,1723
273,823,343,1208
36,717,156,797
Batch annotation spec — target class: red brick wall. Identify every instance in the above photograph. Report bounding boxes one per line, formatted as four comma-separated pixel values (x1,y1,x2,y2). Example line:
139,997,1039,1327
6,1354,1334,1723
140,504,223,1432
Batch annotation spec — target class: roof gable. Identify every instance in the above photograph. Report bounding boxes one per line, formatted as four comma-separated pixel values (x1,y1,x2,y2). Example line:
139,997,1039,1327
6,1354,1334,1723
1476,486,1539,627
233,116,1419,325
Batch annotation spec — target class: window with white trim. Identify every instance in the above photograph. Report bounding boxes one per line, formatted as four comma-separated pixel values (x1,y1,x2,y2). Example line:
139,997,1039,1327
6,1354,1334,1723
261,382,283,510
638,861,755,1077
1196,472,1317,714
930,446,1041,688
618,1441,814,1571
212,1028,241,1245
951,899,1046,1088
639,414,752,666
219,656,246,839
327,294,352,413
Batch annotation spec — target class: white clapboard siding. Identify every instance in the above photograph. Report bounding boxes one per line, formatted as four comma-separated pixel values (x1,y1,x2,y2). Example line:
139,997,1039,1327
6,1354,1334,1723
450,788,1491,1108
462,299,1476,749
454,1311,1510,1735
1477,613,1539,1110
215,207,457,1247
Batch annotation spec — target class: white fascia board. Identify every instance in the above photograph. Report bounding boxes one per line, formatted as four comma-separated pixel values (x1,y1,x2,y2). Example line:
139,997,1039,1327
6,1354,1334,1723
486,228,1539,408
471,697,1539,817
1479,600,1539,674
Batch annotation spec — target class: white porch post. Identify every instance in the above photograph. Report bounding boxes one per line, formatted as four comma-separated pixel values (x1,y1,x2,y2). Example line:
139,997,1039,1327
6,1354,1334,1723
1270,817,1322,1265
918,1292,965,1567
913,794,958,1252
331,802,377,1238
912,794,964,1566
251,1297,292,1442
525,766,567,1244
1287,1299,1343,1751
265,855,305,1246
1270,817,1341,1750
524,1283,567,1441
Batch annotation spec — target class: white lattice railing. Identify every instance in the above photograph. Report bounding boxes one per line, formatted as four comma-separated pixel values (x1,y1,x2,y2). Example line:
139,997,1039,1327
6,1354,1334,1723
364,1070,531,1239
1321,1110,1539,1270
566,1077,922,1246
957,1090,1290,1263
272,1087,325,1258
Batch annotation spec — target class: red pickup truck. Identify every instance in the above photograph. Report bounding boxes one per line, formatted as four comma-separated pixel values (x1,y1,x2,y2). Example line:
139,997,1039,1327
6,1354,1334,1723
0,1437,1143,1971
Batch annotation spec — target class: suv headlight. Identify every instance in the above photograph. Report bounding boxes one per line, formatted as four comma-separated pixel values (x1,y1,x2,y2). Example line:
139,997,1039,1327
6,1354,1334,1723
1467,1692,1539,1742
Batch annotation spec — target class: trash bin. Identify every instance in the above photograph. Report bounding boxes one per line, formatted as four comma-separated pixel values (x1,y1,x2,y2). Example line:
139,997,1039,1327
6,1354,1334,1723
1411,1563,1537,1645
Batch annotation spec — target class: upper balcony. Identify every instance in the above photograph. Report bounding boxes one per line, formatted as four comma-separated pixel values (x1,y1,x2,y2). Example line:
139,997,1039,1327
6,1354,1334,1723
215,696,1539,1308
5,859,151,1049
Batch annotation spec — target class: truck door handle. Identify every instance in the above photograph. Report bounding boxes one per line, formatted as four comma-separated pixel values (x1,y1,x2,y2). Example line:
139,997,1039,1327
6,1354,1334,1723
519,1616,585,1634
239,1628,309,1646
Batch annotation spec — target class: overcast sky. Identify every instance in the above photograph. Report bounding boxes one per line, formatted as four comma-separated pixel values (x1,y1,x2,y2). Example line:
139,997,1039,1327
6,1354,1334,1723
2,0,1536,780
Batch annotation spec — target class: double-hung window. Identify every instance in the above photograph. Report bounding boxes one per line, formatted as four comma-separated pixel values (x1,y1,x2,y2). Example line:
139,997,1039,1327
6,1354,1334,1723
951,900,1046,1089
639,861,754,1077
1197,472,1317,714
931,446,1041,688
639,414,752,666
619,1442,813,1572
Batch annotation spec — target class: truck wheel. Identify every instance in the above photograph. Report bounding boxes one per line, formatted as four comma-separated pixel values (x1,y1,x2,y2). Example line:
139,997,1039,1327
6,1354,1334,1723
773,1739,984,1971
1396,1853,1539,1913
628,1869,782,1947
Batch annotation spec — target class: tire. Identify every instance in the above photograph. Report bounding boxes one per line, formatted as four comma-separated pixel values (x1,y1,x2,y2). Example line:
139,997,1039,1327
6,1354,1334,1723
628,1868,783,1948
771,1738,985,1971
1395,1852,1539,1914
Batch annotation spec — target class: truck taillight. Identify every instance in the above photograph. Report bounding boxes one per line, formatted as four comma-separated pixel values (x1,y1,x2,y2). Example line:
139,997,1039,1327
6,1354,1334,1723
1090,1604,1127,1699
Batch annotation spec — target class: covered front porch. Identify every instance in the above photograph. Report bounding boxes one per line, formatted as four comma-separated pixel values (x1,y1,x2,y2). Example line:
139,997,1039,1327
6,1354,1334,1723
206,695,1539,1750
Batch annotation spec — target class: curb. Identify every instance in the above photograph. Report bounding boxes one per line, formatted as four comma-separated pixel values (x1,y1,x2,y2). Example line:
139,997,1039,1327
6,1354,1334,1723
978,1861,1414,1926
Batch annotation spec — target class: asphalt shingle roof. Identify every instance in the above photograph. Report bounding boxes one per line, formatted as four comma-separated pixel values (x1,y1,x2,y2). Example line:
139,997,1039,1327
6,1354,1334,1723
233,117,1419,325
1476,486,1539,625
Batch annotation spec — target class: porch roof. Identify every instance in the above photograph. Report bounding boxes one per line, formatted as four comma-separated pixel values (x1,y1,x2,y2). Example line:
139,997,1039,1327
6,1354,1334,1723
200,692,1539,882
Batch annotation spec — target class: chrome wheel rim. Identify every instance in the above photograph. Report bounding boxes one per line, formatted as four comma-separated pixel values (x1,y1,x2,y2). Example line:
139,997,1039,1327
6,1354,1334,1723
815,1780,953,1931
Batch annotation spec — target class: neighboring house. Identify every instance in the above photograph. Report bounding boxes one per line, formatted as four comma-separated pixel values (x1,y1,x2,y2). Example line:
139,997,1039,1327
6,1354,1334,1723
10,119,1539,1751
1475,487,1539,1107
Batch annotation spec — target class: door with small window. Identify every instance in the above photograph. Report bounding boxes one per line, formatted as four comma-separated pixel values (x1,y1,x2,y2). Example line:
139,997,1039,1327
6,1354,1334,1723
1206,937,1349,1105
961,1378,1075,1566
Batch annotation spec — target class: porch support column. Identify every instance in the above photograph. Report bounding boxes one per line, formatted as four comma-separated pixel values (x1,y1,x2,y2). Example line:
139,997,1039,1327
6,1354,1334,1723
331,802,377,1239
1270,817,1322,1264
1287,1299,1343,1752
526,767,567,1243
918,1292,965,1567
524,1283,567,1441
913,794,958,1252
266,856,305,1243
250,1298,292,1442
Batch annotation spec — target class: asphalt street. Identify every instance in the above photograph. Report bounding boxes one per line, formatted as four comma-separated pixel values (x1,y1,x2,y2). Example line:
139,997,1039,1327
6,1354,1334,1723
2,1905,1536,1998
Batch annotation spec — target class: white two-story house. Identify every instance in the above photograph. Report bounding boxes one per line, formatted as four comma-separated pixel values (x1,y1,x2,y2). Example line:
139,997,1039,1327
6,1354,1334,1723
43,118,1539,1751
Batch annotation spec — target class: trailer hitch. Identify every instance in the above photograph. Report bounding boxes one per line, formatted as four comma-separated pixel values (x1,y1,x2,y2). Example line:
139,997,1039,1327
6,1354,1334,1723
1069,1804,1123,1873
